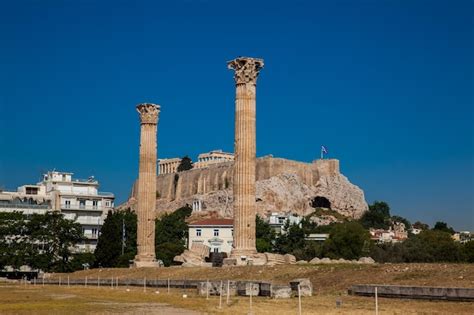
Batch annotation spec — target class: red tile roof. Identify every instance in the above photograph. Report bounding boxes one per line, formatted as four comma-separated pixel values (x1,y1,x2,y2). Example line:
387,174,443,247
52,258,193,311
189,219,234,226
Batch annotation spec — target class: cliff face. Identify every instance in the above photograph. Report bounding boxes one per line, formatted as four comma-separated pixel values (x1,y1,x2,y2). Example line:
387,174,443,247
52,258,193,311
127,157,368,220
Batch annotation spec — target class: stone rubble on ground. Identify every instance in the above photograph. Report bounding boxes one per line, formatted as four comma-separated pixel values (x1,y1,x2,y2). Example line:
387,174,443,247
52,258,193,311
308,256,376,264
173,243,211,267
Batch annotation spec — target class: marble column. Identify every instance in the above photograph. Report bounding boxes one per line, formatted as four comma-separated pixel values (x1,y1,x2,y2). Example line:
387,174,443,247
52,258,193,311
228,57,264,258
134,103,161,268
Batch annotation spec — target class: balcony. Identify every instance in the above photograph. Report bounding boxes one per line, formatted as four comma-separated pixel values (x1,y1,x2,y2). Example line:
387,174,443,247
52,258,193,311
0,203,50,209
97,192,114,197
61,204,107,211
83,233,99,240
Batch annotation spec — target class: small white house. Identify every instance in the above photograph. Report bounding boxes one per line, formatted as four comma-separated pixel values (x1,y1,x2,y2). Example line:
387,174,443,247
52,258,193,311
268,212,303,234
188,219,233,254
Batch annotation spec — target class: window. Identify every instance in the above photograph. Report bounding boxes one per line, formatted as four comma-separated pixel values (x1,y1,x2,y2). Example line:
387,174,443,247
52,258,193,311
196,229,202,237
106,201,110,207
92,228,98,237
65,200,71,208
92,200,98,209
79,200,86,209
25,187,38,195
213,248,219,253
213,229,219,237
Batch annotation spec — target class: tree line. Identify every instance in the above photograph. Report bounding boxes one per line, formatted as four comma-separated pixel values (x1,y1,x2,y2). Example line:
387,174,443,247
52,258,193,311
1,201,472,272
0,212,91,272
255,201,474,263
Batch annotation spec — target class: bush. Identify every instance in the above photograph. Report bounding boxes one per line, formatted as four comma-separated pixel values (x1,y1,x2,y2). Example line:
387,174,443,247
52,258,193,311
322,221,370,260
462,241,474,263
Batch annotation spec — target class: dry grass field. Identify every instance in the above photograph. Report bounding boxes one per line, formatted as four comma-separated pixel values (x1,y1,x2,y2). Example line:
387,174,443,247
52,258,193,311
1,263,473,314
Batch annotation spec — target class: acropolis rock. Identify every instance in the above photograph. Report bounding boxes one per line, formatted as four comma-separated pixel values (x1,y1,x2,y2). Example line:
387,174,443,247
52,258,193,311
125,157,368,221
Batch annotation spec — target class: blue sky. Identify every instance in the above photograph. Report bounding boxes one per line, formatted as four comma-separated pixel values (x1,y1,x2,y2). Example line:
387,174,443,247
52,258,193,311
0,1,472,230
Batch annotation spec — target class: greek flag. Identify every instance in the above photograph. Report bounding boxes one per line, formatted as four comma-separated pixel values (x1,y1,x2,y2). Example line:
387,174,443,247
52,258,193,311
321,145,328,154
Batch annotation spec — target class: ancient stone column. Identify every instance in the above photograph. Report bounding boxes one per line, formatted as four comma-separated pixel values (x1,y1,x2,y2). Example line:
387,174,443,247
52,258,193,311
134,103,161,268
228,57,264,258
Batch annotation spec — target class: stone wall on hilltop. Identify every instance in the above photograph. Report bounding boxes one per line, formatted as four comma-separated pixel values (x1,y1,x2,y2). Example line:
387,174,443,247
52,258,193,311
127,157,368,220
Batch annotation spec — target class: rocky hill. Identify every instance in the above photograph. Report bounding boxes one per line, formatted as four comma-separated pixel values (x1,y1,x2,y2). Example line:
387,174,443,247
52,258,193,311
124,157,368,222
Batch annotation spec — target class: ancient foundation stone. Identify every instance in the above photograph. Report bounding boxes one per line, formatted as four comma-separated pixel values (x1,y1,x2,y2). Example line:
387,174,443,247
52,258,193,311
290,278,313,297
198,281,237,296
237,282,260,296
272,285,293,299
259,282,272,297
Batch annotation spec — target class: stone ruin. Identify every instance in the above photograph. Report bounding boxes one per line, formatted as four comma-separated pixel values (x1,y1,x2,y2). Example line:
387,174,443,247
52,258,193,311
173,243,212,267
196,278,313,299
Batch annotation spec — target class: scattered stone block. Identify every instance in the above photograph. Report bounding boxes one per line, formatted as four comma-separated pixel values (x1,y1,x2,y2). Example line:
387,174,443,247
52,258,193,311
259,282,272,297
358,257,375,264
265,253,286,266
272,285,292,299
237,282,260,296
197,281,236,296
290,278,313,297
284,254,296,264
296,260,308,265
173,243,211,266
248,253,267,266
222,258,237,266
309,257,320,264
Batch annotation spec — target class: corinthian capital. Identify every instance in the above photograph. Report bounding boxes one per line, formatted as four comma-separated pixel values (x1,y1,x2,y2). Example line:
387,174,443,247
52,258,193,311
136,103,160,125
228,57,264,85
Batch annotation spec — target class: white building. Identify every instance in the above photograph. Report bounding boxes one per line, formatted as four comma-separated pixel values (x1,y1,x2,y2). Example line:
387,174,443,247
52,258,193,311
188,219,233,254
0,184,51,216
268,212,303,234
0,171,114,252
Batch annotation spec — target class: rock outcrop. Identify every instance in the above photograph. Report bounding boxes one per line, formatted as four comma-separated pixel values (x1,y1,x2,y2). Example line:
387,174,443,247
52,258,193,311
124,157,368,221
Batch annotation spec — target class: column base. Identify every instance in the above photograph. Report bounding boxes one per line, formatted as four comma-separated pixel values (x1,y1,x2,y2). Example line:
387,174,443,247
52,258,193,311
133,260,161,268
229,248,260,266
133,254,161,268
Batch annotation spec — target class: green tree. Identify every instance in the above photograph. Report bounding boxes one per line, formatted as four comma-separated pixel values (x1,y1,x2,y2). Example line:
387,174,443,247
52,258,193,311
28,212,83,272
432,221,455,235
403,230,463,262
155,205,192,266
0,212,32,269
255,215,275,253
274,221,306,256
359,201,391,229
412,221,429,230
177,156,193,172
0,211,83,272
322,221,371,260
94,209,137,268
462,241,474,263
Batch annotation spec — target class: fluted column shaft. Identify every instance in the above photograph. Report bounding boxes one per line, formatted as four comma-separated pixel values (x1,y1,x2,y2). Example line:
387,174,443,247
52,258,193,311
134,103,160,267
228,57,264,257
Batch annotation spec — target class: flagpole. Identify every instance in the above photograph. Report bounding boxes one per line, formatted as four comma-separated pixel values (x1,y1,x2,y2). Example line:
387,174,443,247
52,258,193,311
321,146,323,160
